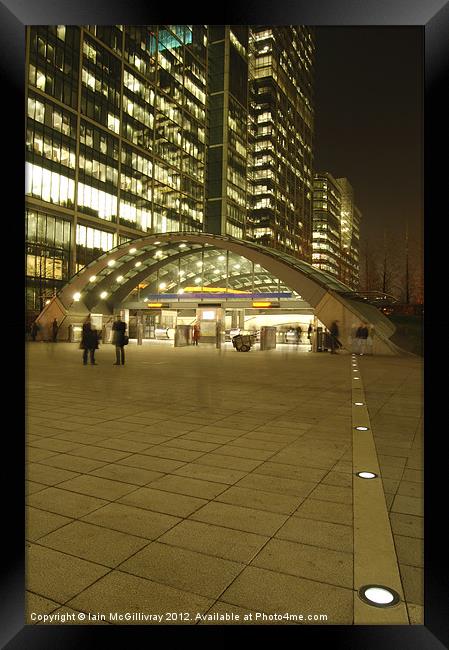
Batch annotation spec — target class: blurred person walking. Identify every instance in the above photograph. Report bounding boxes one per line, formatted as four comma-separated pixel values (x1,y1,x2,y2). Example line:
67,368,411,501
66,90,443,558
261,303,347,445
112,314,127,365
329,320,341,354
52,318,59,342
307,322,313,351
355,322,369,355
192,322,201,346
80,314,99,365
31,320,39,342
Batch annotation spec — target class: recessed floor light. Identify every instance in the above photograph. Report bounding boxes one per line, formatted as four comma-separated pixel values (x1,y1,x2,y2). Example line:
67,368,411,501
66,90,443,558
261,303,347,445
358,585,400,607
356,471,377,479
355,426,369,431
354,402,364,406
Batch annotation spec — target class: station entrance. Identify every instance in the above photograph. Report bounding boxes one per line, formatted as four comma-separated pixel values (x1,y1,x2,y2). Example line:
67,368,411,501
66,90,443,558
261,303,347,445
36,232,401,355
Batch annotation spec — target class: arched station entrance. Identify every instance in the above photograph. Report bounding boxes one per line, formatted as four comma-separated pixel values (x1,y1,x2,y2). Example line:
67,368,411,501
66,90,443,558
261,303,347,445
35,232,403,355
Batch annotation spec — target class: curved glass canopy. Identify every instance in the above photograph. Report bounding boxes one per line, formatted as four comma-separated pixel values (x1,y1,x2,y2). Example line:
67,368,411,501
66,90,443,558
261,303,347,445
60,232,353,310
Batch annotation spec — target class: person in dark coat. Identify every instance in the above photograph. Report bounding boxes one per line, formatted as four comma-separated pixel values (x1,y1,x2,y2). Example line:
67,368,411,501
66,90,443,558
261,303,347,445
192,322,201,346
355,321,369,355
31,321,39,341
80,314,99,365
329,320,340,354
112,315,127,365
52,318,59,342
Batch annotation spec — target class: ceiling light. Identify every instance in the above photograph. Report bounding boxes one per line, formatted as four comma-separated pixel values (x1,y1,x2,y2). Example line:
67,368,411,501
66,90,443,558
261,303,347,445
107,260,116,267
116,275,123,282
178,288,185,294
159,282,166,289
355,426,369,431
135,261,142,267
89,275,96,282
100,291,108,299
354,402,364,406
129,247,137,254
218,255,225,261
195,277,202,284
73,292,81,301
356,471,378,479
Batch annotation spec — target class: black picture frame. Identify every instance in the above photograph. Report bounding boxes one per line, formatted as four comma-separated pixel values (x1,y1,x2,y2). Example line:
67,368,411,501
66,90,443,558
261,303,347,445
3,0,446,647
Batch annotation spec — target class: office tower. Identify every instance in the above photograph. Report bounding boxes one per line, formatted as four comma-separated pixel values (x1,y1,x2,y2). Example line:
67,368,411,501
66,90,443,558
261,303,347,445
205,26,250,239
248,26,314,260
312,173,361,290
25,24,317,318
25,25,207,312
336,177,361,290
312,172,342,277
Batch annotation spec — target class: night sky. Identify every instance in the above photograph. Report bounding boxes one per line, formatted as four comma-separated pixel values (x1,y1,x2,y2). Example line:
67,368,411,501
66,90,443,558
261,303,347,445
314,27,423,256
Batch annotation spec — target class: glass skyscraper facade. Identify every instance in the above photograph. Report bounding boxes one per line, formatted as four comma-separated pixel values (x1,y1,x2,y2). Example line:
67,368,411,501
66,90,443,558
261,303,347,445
248,27,314,260
312,173,361,290
26,25,207,312
26,24,360,318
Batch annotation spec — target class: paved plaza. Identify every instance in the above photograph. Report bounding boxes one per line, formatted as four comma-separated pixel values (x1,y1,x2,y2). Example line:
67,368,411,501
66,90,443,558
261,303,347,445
25,341,423,626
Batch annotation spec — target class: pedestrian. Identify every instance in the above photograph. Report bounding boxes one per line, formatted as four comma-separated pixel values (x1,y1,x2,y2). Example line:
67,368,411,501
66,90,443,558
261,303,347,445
307,322,313,351
112,314,127,365
329,320,341,354
80,314,99,365
192,322,201,346
355,321,369,355
52,318,59,342
31,320,39,342
296,325,302,343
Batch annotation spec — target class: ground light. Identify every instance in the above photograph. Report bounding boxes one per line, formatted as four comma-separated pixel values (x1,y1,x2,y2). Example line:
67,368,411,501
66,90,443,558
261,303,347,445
356,471,378,479
354,402,364,406
358,585,400,607
355,426,369,431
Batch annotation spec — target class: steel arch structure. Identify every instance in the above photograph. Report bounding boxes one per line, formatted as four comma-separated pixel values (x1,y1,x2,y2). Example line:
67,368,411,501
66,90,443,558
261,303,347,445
37,232,403,355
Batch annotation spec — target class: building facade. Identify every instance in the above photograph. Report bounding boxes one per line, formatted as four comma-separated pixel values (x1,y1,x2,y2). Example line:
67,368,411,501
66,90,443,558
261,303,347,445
312,173,361,290
205,26,250,239
248,27,314,260
27,25,364,318
26,25,208,313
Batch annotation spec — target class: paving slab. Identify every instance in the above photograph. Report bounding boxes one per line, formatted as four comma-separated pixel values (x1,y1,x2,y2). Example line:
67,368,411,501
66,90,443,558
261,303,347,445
121,542,244,599
220,566,353,624
190,501,288,536
119,486,208,518
81,502,180,539
159,519,269,563
67,570,213,624
26,543,109,604
251,538,353,589
27,486,109,518
26,506,73,541
275,516,353,553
